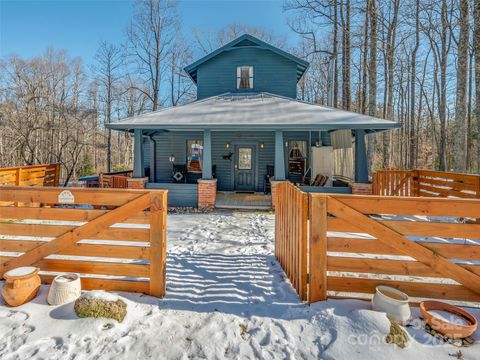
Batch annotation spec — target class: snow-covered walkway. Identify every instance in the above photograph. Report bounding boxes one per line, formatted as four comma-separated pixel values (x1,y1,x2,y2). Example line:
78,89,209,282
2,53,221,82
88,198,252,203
1,211,479,359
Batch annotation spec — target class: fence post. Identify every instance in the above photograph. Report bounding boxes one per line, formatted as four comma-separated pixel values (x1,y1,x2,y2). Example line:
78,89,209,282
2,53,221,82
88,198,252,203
308,194,328,302
149,191,168,297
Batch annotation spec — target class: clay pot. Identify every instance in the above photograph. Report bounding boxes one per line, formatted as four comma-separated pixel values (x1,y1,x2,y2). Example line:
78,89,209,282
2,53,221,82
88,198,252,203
371,285,411,324
420,301,478,339
1,267,41,307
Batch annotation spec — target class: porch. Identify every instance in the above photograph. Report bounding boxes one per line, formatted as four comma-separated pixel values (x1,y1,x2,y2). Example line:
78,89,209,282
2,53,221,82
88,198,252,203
135,128,367,208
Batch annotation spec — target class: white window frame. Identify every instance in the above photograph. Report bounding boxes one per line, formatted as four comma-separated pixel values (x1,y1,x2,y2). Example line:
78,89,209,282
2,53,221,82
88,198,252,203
236,66,254,90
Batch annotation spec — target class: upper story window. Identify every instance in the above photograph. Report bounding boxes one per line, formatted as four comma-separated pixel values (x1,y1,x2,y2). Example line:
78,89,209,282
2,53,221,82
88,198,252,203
237,66,253,89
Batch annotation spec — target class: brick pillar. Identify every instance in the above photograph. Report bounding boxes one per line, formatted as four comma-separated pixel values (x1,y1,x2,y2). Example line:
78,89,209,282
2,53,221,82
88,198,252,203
270,180,287,209
351,182,372,195
198,179,217,209
127,177,148,189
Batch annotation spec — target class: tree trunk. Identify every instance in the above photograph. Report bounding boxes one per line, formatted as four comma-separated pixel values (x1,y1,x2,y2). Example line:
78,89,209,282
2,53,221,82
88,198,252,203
453,0,470,171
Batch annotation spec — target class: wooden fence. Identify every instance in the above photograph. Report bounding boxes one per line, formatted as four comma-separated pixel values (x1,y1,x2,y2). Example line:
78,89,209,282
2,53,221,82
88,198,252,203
275,182,480,304
275,182,308,300
372,168,480,198
0,164,60,187
0,187,168,297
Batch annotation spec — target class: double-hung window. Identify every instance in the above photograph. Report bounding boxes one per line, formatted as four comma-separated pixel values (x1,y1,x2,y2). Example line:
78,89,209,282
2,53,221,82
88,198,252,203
288,141,307,175
237,66,253,89
186,140,203,173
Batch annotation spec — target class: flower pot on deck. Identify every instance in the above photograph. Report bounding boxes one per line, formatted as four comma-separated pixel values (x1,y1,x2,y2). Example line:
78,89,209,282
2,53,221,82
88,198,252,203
1,267,41,307
47,273,81,305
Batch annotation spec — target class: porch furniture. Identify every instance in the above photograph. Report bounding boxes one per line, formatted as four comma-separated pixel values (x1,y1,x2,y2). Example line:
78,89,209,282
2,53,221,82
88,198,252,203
264,165,275,194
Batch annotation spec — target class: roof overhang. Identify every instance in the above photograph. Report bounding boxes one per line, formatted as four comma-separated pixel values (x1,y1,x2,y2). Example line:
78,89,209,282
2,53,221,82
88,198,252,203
107,93,401,134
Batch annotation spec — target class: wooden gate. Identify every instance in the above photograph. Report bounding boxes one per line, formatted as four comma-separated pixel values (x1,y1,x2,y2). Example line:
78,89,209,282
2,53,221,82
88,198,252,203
275,182,480,304
274,182,308,300
0,187,168,297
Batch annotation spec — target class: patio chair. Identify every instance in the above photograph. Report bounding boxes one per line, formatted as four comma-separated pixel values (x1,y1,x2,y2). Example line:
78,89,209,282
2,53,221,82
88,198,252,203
264,165,275,194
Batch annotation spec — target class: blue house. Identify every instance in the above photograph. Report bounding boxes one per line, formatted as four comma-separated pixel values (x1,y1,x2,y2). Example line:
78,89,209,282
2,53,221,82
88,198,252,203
108,34,399,208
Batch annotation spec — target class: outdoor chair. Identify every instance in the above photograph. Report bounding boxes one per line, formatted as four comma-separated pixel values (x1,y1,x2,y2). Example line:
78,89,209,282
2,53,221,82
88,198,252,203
264,165,275,194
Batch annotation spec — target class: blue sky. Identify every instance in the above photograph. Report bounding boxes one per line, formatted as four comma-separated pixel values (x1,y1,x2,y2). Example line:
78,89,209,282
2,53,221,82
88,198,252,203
0,0,294,63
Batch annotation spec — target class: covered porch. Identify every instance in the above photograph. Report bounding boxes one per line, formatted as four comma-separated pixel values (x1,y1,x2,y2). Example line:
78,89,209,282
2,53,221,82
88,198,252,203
108,93,399,208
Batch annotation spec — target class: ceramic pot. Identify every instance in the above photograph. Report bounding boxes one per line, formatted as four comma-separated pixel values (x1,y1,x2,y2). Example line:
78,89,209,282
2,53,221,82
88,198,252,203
1,267,41,307
47,273,82,305
371,285,411,324
420,301,478,339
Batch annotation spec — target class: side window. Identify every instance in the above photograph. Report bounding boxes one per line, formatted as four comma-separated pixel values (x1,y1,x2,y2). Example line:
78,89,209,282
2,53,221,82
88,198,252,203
288,140,307,175
186,140,203,173
236,66,253,89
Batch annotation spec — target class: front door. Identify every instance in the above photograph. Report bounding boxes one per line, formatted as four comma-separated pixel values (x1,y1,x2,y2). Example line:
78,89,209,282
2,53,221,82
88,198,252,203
234,145,256,191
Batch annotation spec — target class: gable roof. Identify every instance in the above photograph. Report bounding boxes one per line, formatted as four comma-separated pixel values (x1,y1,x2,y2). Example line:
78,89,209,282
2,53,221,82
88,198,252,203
107,92,400,132
184,34,310,84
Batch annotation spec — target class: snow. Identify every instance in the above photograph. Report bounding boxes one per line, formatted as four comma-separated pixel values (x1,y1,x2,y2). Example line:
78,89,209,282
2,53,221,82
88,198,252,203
81,290,119,302
4,266,37,277
1,211,479,359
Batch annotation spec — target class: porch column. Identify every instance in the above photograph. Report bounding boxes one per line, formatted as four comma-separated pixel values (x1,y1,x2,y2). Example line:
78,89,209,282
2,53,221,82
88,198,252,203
202,129,212,180
133,129,145,178
274,130,286,181
354,129,369,183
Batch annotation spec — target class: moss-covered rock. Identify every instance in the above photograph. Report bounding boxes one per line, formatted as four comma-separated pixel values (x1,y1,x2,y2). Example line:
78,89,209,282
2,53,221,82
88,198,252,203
74,292,127,323
385,321,409,349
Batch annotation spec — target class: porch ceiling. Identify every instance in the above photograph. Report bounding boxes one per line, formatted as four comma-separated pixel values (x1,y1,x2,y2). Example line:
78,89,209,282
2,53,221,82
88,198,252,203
107,92,401,133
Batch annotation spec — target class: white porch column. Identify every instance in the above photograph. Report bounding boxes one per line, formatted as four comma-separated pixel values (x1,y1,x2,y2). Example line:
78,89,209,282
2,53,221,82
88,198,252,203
274,130,286,181
133,129,145,178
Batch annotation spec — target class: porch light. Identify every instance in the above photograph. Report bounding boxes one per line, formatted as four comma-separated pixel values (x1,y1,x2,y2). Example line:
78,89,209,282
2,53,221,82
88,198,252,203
259,143,265,150
169,154,175,163
225,143,231,149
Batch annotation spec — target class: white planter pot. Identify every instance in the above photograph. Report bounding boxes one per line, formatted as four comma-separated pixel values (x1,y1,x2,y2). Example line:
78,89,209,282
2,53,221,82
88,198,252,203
371,285,411,324
47,273,82,305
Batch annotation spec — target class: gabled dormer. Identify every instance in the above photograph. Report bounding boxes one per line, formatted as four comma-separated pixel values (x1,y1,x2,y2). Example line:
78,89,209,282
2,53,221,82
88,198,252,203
184,34,309,100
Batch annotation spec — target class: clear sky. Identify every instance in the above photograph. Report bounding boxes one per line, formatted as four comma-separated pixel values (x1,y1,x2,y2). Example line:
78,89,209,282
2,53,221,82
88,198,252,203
0,0,294,63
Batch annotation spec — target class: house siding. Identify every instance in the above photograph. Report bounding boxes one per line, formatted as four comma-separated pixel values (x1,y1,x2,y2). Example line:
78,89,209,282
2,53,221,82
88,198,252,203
196,47,298,100
149,130,331,192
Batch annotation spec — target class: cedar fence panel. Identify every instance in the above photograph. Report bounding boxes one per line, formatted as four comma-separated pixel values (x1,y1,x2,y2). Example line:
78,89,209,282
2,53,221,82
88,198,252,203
373,168,480,198
0,186,168,297
274,182,308,300
0,164,60,187
275,182,480,304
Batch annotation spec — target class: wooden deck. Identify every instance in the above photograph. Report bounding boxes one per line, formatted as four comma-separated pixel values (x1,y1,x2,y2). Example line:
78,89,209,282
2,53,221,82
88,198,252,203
216,192,272,210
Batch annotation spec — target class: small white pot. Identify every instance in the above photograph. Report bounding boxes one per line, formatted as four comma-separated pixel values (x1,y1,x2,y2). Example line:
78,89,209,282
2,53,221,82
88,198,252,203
371,285,411,324
47,273,82,305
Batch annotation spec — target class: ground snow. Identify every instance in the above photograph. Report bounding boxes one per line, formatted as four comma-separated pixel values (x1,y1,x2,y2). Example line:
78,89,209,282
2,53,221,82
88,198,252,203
1,211,479,359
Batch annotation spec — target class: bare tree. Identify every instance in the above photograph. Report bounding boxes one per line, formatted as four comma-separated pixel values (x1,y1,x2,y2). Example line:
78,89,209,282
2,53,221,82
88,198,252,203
92,41,124,172
453,0,470,171
127,0,178,111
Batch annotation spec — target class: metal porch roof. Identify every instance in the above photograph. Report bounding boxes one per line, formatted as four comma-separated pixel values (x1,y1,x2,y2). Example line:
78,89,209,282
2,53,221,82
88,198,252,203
107,93,401,132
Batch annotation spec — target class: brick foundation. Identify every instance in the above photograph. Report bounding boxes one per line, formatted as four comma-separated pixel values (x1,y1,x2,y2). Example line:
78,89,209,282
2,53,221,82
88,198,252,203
270,180,287,209
198,179,217,209
127,177,148,189
351,182,373,195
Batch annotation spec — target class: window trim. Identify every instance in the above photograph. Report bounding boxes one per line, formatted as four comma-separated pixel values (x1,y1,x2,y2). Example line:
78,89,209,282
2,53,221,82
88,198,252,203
287,140,307,175
236,65,254,90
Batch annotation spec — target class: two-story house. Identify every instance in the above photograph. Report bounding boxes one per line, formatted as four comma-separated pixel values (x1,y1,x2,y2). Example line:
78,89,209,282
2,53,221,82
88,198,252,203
108,34,399,208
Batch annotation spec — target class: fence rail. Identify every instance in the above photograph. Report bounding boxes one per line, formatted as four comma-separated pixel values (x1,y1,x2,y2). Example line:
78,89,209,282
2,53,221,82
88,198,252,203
0,186,168,297
372,168,480,198
0,163,60,187
275,182,480,304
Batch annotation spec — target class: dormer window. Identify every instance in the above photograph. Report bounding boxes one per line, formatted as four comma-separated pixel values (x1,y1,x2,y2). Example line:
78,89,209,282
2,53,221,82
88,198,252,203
237,66,253,89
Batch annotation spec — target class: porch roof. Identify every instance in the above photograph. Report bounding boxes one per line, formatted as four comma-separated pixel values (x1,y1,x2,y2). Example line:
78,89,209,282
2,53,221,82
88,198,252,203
107,93,401,132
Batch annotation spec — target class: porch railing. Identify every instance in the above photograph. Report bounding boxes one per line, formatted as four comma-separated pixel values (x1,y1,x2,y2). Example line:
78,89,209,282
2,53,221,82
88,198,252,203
0,163,60,187
372,168,480,199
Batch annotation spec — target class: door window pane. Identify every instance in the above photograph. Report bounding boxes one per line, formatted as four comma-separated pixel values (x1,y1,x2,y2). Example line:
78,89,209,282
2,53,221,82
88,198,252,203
238,147,252,170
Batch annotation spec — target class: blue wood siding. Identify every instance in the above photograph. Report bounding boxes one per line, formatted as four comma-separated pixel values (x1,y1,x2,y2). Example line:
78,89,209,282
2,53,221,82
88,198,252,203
149,130,331,192
299,186,352,194
196,47,298,100
146,183,198,207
